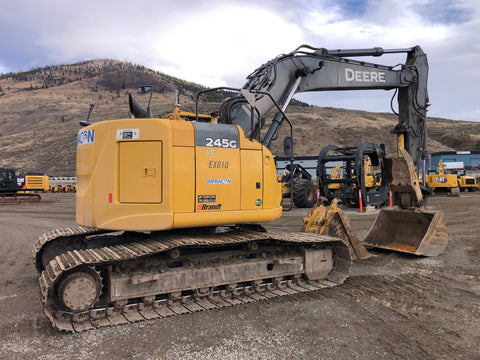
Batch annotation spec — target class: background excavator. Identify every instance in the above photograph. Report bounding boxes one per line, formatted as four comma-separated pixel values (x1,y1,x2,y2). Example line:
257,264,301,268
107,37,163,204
0,168,47,203
424,160,460,195
33,44,447,332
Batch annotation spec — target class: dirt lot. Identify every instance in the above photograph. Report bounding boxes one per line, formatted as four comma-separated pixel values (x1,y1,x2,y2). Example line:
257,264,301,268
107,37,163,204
0,193,479,359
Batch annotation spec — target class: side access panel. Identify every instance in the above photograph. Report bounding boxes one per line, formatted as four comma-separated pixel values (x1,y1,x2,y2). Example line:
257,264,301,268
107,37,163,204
119,141,162,203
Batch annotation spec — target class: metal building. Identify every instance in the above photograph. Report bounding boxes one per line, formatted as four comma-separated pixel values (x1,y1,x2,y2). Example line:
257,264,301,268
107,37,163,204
429,151,480,170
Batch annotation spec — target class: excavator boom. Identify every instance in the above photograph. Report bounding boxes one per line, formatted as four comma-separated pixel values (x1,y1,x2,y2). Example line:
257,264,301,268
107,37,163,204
220,45,428,169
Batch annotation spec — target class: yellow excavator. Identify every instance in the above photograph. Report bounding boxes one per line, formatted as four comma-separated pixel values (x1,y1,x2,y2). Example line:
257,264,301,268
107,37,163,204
33,45,447,332
424,160,459,195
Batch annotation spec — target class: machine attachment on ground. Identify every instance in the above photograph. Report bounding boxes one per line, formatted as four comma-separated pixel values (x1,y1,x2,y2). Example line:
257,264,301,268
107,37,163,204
363,207,448,256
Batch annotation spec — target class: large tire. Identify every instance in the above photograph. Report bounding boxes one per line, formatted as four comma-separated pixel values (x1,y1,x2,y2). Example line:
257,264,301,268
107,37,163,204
292,179,316,208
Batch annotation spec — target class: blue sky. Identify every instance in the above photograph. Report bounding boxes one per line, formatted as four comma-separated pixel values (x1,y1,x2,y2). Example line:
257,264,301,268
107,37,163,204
0,0,479,121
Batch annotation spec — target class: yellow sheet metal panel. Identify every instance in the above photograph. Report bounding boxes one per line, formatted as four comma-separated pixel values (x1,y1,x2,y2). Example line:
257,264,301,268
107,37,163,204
76,118,283,231
426,174,457,188
193,122,241,213
173,146,195,213
119,141,162,203
240,149,263,210
77,125,108,227
172,121,194,147
77,119,174,230
262,148,282,209
174,207,282,228
25,175,49,191
195,146,240,212
238,126,263,150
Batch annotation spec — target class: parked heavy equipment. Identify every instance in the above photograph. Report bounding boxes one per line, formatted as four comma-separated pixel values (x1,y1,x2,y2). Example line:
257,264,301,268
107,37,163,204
424,160,460,195
277,142,387,209
48,177,78,193
0,168,42,203
33,44,447,332
277,162,317,208
457,171,477,192
439,162,478,192
317,143,388,208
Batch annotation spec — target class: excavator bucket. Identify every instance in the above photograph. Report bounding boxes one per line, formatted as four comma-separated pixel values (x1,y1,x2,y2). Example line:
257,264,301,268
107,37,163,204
366,147,449,257
362,208,448,256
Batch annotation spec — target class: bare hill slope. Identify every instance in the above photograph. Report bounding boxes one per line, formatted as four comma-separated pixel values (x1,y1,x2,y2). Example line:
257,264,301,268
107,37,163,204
1,60,478,176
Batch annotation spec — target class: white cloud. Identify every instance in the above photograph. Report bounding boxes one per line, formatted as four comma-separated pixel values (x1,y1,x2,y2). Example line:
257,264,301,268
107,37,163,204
302,4,450,48
24,2,304,88
1,0,480,121
293,0,480,121
145,5,305,87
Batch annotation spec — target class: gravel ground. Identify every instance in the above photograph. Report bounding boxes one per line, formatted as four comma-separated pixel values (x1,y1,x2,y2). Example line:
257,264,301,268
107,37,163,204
0,193,479,359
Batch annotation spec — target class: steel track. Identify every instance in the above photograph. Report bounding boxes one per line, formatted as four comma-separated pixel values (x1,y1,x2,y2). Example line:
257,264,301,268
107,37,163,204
34,226,352,332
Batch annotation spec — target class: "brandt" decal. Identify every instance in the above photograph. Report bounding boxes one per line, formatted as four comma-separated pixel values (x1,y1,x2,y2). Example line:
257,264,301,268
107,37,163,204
197,203,222,211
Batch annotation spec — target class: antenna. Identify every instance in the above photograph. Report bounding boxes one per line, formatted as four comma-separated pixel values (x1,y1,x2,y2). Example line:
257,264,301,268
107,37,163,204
79,103,96,127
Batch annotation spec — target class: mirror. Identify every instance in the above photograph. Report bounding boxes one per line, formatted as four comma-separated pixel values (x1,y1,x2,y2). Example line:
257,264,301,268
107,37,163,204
283,136,293,157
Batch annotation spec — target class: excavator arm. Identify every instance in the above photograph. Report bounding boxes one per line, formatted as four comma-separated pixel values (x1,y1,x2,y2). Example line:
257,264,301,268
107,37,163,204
220,45,428,169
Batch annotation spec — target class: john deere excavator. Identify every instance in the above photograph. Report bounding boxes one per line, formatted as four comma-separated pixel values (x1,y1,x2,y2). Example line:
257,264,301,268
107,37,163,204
33,44,447,332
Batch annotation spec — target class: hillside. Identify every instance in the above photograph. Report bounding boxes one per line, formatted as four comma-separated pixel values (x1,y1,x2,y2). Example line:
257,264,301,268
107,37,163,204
1,60,478,176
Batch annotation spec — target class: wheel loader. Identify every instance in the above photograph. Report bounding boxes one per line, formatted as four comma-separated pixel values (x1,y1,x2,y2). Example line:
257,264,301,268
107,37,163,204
33,45,447,332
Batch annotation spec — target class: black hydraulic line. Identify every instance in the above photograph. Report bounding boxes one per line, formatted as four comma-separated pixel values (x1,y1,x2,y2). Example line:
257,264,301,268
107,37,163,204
390,88,399,115
195,87,241,122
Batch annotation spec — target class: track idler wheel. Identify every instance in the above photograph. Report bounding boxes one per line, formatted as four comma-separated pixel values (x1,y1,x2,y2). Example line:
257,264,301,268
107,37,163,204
40,243,69,271
57,267,101,312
